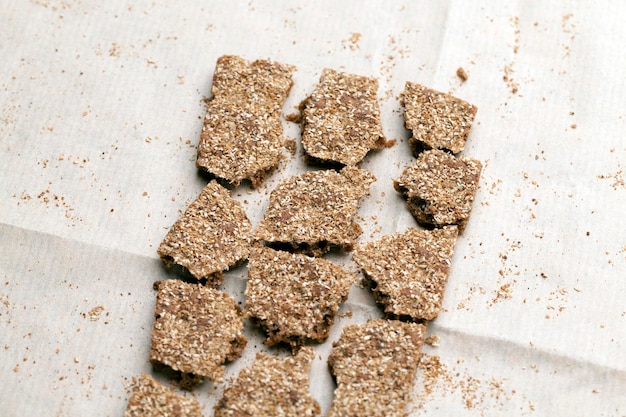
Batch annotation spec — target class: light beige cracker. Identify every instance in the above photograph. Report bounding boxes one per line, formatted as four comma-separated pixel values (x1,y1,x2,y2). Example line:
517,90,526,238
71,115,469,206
124,373,203,417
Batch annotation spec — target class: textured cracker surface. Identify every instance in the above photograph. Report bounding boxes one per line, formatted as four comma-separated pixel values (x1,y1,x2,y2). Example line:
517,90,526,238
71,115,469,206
353,226,458,321
301,68,386,166
123,373,203,417
214,347,320,417
196,55,296,187
394,149,482,229
245,246,357,349
254,166,375,256
402,81,477,154
150,280,247,385
327,319,426,417
157,180,252,285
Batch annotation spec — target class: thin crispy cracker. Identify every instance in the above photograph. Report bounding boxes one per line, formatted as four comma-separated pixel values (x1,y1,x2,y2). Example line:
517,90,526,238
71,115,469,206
157,180,252,286
328,319,426,417
150,280,247,388
196,55,296,187
254,166,375,256
124,374,203,417
394,149,482,230
301,68,386,166
402,81,477,154
245,246,357,349
353,226,458,321
215,347,320,417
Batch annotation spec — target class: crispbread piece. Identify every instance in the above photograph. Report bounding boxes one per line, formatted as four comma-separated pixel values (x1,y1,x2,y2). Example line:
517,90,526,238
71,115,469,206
328,319,426,417
301,68,386,166
150,280,247,389
157,180,252,286
353,226,458,321
254,166,375,256
124,373,203,417
402,81,477,154
394,149,482,230
214,347,320,417
245,246,357,349
196,55,296,187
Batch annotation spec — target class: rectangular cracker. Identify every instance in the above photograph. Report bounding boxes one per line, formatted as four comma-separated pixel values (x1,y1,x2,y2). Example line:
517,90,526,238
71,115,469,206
301,68,387,166
353,226,458,321
254,166,375,256
394,149,482,230
196,55,296,187
402,81,477,154
328,319,426,417
157,180,252,286
245,245,357,349
150,280,247,389
124,373,203,417
215,347,320,417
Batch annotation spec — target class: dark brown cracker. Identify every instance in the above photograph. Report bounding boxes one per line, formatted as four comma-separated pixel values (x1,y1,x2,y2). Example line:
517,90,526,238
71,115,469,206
245,246,357,349
254,166,376,256
150,280,247,388
394,149,482,230
157,180,252,286
402,81,477,154
353,226,458,321
124,373,203,417
301,68,386,166
196,55,296,187
214,347,320,417
327,319,426,417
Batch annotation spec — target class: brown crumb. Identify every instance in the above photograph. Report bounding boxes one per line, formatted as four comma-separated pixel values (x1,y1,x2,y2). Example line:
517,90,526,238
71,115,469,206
456,67,469,81
214,347,320,417
124,374,203,417
196,55,296,187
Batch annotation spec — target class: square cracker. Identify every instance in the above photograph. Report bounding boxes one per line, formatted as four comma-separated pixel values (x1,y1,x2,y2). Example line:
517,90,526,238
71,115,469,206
254,166,375,256
353,226,458,321
394,149,482,230
245,246,357,349
328,319,426,417
124,373,203,417
301,68,387,166
214,347,320,417
402,81,477,154
196,55,296,187
150,280,247,389
157,180,252,286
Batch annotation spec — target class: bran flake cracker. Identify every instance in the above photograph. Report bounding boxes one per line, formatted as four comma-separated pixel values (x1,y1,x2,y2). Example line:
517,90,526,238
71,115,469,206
402,81,477,154
328,319,426,417
254,166,376,256
157,180,252,286
150,280,247,389
394,149,482,230
245,246,357,349
124,373,203,417
214,347,320,417
301,68,387,166
196,55,296,187
353,226,458,321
